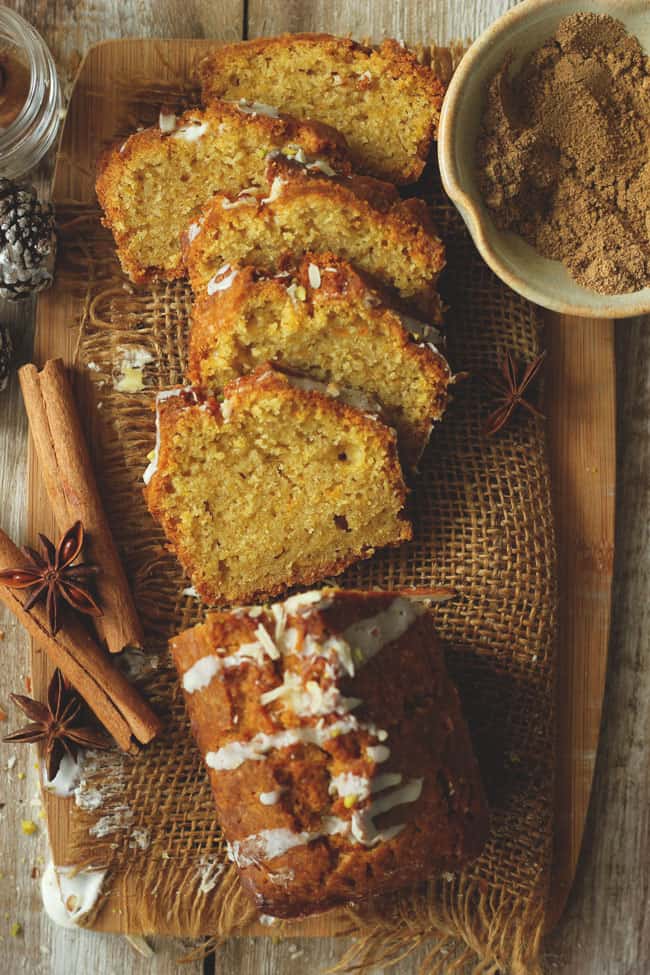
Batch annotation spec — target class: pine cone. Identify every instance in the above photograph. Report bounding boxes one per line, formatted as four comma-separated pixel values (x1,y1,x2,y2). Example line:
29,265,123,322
0,325,13,392
0,178,56,300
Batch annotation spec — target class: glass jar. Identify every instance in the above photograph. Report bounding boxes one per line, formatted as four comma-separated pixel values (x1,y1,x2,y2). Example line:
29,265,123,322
0,6,62,178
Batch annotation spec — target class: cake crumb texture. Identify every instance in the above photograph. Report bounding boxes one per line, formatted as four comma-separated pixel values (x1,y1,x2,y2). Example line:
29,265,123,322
144,367,412,604
188,254,451,469
199,34,446,184
96,99,351,283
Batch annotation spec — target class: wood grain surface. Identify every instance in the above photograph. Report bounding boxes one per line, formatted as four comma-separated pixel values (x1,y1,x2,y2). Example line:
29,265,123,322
0,2,648,974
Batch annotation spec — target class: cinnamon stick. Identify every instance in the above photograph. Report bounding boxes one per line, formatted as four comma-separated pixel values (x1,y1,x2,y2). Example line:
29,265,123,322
19,359,144,653
0,528,161,750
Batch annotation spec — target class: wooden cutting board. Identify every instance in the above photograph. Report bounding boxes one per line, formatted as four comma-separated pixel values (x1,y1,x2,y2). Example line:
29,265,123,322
29,38,615,936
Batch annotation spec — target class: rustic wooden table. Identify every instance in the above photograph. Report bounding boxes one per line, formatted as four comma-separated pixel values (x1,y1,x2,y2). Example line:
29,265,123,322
0,2,648,973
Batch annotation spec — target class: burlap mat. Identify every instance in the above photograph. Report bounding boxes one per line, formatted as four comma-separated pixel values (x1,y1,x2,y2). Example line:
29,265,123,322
49,48,557,975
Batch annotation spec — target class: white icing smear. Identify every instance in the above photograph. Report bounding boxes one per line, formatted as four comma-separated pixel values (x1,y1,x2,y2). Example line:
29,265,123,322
341,597,424,666
350,778,423,845
43,752,83,798
41,862,107,929
282,373,382,416
367,744,391,764
207,264,239,295
276,145,338,177
231,828,312,867
182,637,283,693
233,99,280,118
158,110,177,133
142,387,186,485
206,716,358,771
282,590,332,616
172,120,209,142
187,220,202,242
261,176,286,204
329,771,370,801
259,790,282,805
231,779,422,865
182,655,221,693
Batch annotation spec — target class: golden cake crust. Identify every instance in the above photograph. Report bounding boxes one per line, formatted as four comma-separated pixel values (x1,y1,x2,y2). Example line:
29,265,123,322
144,367,412,604
95,100,352,284
183,166,446,318
188,253,452,469
170,589,488,917
199,34,446,183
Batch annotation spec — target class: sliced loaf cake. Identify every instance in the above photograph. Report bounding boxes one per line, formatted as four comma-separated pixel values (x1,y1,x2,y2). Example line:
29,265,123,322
183,163,445,318
96,100,351,283
143,366,411,604
188,254,452,469
199,35,446,184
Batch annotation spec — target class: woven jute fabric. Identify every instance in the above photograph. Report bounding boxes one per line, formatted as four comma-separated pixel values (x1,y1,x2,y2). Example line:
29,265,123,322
46,47,557,975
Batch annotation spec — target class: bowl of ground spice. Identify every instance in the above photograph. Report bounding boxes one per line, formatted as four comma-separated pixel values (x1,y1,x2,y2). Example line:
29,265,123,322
438,0,650,318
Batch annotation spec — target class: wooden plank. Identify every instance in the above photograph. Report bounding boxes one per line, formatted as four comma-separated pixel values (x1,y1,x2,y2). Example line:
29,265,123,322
544,316,616,928
546,317,650,975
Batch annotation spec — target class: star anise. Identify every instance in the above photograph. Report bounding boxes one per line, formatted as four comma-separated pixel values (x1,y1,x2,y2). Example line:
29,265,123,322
482,350,547,436
3,668,112,780
0,521,102,636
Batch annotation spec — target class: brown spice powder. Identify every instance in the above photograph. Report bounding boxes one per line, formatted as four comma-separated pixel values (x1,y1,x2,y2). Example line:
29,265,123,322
477,13,650,295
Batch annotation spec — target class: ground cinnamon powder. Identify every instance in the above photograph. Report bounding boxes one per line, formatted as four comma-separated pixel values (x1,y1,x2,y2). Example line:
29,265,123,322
477,13,650,295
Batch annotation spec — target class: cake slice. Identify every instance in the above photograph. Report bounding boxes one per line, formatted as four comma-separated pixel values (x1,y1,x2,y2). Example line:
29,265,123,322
95,100,352,283
199,35,446,184
183,162,445,318
188,254,452,469
143,367,411,604
170,588,489,918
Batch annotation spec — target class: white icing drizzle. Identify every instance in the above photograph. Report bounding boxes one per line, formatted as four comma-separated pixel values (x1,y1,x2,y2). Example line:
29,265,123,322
259,790,282,805
276,145,337,177
329,771,370,801
350,778,423,845
367,744,391,764
231,780,423,865
307,263,322,288
260,176,286,204
187,220,202,242
371,772,404,793
340,598,423,667
158,110,177,133
206,716,358,771
282,590,331,616
207,264,239,295
221,192,259,210
182,655,221,693
281,373,382,417
41,862,107,929
172,120,209,142
142,387,186,485
233,98,280,118
182,638,282,693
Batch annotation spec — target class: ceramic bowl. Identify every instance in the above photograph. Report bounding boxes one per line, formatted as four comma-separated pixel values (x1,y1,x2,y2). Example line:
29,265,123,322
437,0,650,318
